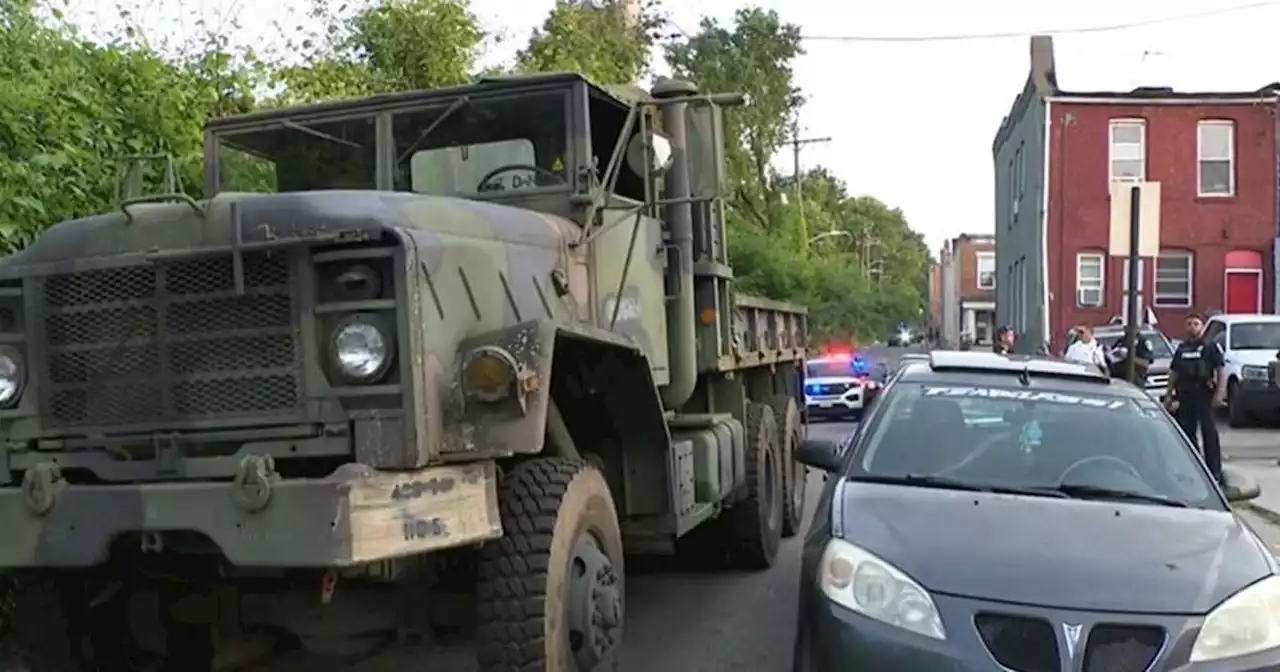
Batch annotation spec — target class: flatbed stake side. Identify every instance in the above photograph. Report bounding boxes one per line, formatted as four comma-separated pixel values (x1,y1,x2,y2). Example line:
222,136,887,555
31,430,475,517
0,72,809,671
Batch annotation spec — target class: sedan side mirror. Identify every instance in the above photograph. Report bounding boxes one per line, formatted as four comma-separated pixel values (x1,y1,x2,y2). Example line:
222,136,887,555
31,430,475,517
796,437,843,473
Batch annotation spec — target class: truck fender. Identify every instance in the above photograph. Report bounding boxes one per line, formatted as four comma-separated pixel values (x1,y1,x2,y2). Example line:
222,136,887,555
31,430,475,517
443,319,668,459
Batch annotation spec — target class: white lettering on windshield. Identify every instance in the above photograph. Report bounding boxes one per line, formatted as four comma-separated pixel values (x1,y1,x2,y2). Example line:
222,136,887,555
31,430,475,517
921,386,1126,410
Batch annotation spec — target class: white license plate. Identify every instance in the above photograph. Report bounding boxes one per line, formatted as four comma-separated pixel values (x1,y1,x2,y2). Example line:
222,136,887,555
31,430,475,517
819,402,833,409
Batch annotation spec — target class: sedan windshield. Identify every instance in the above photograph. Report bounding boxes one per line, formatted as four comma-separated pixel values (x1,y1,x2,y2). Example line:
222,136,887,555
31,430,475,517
850,381,1222,509
1229,322,1280,350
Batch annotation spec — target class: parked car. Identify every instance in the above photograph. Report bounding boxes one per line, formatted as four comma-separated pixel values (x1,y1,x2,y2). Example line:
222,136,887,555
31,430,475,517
793,351,1267,671
1205,313,1280,426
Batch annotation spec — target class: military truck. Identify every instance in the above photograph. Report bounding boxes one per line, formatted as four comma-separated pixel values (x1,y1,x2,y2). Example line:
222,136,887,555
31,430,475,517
0,73,808,670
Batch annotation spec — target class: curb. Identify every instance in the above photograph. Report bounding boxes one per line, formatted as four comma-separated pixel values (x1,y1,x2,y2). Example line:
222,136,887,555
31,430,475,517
1241,502,1280,526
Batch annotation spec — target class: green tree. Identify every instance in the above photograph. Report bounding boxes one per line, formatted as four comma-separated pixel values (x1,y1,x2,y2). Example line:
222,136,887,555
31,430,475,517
663,10,928,341
516,0,662,84
270,0,487,104
664,8,804,233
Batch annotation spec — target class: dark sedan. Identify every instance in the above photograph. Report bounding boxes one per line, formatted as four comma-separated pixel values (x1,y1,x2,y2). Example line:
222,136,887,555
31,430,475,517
793,351,1278,672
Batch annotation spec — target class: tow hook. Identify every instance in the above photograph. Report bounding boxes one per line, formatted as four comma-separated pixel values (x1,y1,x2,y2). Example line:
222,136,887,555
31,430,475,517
232,454,280,513
21,462,65,516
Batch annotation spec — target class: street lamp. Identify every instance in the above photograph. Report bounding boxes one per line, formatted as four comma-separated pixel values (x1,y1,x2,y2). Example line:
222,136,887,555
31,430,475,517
808,230,852,245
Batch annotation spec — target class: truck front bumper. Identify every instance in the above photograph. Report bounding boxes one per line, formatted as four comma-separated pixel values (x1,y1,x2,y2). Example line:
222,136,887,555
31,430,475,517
0,459,502,568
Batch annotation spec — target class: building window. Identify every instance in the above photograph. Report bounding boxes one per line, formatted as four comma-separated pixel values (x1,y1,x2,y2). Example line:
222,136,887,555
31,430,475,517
1076,253,1104,307
1109,119,1145,182
1013,145,1022,221
1007,159,1016,226
1154,251,1193,307
1198,120,1234,196
977,252,996,289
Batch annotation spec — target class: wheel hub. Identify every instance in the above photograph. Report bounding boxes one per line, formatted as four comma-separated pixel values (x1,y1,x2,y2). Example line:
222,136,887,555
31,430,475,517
566,534,621,670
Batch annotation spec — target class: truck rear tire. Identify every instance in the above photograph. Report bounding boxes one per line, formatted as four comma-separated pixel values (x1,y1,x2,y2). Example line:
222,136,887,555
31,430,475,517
476,457,625,672
725,402,783,569
770,395,806,538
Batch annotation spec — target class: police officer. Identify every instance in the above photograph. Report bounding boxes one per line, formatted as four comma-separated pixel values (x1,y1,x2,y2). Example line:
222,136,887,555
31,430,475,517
1165,312,1226,484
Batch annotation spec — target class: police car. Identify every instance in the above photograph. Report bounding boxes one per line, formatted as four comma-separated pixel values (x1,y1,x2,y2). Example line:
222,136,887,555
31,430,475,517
805,351,878,420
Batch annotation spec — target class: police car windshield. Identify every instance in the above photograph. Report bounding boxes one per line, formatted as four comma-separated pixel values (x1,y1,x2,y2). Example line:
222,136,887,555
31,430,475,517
808,358,862,378
1229,322,1280,350
849,382,1221,510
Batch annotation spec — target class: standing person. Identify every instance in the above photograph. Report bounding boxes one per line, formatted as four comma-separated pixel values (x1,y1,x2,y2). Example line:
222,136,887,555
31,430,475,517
992,326,1015,355
1165,313,1226,484
1064,325,1107,374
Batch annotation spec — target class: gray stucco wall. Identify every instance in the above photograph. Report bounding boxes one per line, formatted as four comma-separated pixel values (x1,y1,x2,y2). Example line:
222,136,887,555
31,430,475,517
993,78,1049,352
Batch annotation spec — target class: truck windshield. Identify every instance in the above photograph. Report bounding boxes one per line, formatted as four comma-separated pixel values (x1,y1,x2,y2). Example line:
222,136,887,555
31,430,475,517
211,90,572,198
391,90,571,197
216,115,378,193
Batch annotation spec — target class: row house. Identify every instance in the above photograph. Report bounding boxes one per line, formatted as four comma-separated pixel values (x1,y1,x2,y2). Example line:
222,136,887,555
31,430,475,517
992,35,1280,351
938,233,996,345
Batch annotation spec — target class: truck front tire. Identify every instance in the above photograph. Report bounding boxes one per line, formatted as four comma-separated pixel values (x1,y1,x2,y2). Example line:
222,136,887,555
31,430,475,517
476,458,625,672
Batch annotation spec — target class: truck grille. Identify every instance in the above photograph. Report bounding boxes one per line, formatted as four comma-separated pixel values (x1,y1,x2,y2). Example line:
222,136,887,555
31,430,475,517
974,613,1060,672
40,252,300,428
1083,625,1163,671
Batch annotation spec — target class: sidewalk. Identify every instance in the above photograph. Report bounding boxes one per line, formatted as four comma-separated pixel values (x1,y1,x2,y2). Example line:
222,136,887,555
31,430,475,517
1230,460,1280,517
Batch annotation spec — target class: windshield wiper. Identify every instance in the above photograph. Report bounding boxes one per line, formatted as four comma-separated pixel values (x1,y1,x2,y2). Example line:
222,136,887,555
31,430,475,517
1053,484,1188,508
850,474,1068,498
396,95,471,164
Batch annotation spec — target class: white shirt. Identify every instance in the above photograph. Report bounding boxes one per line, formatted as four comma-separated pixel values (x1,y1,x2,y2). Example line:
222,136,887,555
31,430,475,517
1064,340,1107,370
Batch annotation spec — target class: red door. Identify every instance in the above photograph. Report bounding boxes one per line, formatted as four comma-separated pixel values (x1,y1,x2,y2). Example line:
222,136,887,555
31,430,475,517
1225,271,1260,314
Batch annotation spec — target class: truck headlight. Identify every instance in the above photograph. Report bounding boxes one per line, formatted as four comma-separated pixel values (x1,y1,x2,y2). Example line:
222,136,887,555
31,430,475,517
0,346,24,407
1242,365,1270,381
818,538,946,640
1190,575,1280,662
330,315,394,383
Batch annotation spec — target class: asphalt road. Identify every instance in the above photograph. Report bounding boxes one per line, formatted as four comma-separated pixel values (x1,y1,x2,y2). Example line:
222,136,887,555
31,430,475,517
622,419,853,672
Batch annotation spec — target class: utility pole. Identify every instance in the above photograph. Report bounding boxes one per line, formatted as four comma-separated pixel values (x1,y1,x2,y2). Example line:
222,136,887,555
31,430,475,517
789,119,832,251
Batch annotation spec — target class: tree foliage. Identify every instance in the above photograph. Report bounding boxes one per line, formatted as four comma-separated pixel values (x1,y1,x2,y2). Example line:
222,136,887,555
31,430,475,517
0,0,927,340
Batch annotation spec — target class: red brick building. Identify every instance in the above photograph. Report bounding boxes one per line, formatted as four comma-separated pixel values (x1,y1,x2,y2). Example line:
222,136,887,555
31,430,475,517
993,36,1280,351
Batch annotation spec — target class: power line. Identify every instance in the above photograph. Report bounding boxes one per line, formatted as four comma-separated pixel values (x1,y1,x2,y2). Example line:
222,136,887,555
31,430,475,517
801,1,1279,42
670,1,1279,45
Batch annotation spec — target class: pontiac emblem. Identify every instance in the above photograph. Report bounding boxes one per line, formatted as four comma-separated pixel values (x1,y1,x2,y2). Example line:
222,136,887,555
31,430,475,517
1062,623,1084,660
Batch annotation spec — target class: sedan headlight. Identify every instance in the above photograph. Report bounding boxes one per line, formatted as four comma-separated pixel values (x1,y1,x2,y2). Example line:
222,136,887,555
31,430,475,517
330,315,394,383
1190,575,1280,662
0,346,24,407
1242,365,1270,381
818,538,946,640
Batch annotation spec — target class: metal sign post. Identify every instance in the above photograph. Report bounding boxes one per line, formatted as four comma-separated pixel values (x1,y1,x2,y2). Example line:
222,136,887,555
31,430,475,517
1124,185,1141,383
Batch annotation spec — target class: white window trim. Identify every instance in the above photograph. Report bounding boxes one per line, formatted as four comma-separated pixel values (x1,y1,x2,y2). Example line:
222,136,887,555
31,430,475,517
1108,119,1146,183
1076,252,1105,307
1197,120,1235,197
976,252,996,290
1154,252,1193,307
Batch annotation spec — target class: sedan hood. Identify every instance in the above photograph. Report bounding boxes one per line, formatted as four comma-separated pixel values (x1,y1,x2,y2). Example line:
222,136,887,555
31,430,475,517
838,482,1274,613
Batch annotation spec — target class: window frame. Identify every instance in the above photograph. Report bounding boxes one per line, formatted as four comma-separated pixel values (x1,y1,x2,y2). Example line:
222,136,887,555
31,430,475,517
1197,120,1235,197
1108,119,1146,183
1153,251,1193,307
976,252,996,290
1076,252,1105,307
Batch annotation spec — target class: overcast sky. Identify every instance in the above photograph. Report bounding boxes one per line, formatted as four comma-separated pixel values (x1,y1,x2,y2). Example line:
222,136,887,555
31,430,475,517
65,0,1280,253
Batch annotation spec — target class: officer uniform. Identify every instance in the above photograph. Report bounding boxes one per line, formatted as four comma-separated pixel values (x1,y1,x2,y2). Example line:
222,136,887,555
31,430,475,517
1169,337,1225,483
